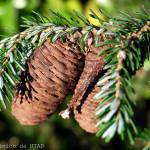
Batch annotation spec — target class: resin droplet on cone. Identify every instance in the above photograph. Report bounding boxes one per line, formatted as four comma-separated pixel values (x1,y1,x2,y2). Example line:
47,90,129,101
11,39,84,125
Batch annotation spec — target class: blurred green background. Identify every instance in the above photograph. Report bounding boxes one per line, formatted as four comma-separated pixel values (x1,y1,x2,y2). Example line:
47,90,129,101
0,0,150,150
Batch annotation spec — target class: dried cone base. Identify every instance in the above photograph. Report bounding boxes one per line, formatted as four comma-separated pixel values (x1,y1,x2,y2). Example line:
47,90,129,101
74,86,100,133
11,39,84,125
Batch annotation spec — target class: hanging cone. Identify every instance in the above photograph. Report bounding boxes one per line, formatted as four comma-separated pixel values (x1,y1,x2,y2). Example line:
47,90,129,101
72,45,104,133
11,39,84,125
71,33,110,132
74,86,100,133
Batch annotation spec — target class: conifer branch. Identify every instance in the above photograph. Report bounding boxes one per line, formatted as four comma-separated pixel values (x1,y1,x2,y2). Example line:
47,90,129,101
94,12,150,143
0,9,149,144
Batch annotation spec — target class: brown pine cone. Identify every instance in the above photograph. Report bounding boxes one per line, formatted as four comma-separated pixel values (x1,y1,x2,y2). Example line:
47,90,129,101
66,33,111,133
72,45,104,133
11,39,84,125
74,86,100,133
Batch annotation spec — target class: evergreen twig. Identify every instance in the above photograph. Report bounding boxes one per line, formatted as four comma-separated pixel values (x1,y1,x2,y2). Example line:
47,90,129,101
0,9,149,144
94,11,150,143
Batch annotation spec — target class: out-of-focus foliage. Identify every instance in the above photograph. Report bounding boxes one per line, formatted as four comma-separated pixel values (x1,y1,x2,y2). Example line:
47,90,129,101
0,1,17,36
0,0,149,150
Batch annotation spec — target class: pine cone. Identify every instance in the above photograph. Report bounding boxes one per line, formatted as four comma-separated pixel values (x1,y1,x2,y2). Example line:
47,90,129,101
69,32,111,133
74,86,100,133
11,39,84,125
72,45,104,133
